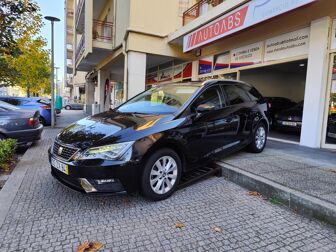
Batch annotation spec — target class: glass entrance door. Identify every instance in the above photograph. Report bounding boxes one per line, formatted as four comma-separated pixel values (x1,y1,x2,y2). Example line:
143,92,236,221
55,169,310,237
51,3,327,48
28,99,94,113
323,54,336,147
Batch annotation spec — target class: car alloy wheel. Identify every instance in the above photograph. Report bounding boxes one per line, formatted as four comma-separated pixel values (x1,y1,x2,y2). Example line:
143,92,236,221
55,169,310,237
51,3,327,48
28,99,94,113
255,125,266,150
142,148,181,201
150,156,178,195
65,105,71,110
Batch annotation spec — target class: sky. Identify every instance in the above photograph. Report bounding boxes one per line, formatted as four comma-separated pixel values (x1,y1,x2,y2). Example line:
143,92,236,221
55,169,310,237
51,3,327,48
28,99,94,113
35,0,65,82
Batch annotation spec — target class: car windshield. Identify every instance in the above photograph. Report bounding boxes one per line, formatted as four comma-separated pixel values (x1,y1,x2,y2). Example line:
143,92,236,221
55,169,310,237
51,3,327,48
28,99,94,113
0,101,19,111
117,84,200,114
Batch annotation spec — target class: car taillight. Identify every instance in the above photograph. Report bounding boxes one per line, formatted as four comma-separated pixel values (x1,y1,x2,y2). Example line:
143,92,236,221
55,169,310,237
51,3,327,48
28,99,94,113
40,105,51,109
28,117,39,127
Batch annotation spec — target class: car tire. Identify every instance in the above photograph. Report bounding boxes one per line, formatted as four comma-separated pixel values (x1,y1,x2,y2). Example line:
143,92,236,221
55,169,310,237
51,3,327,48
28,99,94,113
39,117,46,126
141,148,182,201
65,105,71,110
248,122,267,153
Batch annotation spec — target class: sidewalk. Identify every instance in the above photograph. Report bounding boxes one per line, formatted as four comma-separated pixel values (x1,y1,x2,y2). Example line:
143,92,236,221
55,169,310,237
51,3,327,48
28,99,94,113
0,110,88,228
217,140,336,225
1,110,336,251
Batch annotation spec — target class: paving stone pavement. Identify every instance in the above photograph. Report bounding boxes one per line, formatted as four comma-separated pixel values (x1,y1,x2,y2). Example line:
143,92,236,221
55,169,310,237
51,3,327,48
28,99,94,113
0,111,336,251
222,144,336,204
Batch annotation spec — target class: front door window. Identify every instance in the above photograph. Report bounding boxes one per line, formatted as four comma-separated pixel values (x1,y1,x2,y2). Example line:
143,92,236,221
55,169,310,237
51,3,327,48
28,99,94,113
325,54,336,145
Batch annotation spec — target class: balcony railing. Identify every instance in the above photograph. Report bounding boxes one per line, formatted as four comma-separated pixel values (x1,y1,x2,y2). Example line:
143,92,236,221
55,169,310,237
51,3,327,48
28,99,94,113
75,0,84,27
92,19,113,43
75,35,85,64
183,0,225,25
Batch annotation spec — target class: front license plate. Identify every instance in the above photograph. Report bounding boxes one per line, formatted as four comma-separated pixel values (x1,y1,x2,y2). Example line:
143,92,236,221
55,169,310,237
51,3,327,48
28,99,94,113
282,121,297,126
51,157,68,175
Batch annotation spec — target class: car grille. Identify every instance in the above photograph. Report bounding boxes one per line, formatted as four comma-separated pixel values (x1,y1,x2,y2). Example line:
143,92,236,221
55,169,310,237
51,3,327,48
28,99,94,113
52,141,79,161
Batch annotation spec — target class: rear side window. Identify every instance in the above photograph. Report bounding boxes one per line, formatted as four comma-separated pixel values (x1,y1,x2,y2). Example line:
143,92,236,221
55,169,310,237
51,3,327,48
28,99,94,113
17,99,29,105
223,85,251,105
8,98,20,106
38,99,51,105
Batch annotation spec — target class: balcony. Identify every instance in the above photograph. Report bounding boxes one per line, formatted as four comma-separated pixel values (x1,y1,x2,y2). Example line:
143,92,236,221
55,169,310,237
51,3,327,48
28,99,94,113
67,9,74,18
183,0,225,25
93,19,113,44
75,35,85,65
75,0,85,33
66,43,73,59
67,59,73,74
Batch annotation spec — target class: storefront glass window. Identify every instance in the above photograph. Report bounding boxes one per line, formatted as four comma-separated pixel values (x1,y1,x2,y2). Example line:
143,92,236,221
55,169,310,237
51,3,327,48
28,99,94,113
326,54,336,145
114,82,124,107
212,73,238,80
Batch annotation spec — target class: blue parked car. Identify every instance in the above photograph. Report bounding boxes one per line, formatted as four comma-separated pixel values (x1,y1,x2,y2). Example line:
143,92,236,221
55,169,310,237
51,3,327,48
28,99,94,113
0,96,54,125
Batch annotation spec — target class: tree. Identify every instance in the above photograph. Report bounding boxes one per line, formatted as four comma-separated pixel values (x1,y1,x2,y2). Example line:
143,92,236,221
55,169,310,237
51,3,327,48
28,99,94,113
6,36,50,96
0,0,51,95
0,0,40,52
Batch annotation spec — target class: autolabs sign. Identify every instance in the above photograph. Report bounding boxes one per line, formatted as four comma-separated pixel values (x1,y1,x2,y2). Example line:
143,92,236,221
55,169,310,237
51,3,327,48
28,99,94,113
183,0,315,52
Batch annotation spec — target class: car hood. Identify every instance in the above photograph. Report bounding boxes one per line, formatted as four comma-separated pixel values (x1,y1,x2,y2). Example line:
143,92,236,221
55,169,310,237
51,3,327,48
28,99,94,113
56,110,178,149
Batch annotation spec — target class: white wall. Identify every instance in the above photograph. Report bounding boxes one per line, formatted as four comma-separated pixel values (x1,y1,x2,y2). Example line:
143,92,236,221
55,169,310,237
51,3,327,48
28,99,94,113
115,0,130,47
240,68,306,102
301,17,331,148
127,51,146,99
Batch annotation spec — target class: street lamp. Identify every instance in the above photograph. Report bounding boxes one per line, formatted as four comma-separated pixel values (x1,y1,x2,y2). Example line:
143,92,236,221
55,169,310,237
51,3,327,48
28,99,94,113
45,16,60,128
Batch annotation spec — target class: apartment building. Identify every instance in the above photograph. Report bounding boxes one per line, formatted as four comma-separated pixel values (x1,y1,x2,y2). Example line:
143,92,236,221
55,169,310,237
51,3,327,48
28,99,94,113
65,0,86,103
66,0,336,149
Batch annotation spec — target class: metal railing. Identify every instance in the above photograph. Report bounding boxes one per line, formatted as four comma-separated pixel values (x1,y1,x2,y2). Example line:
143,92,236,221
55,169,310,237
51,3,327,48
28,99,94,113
75,0,84,27
75,35,85,64
92,19,114,43
183,0,224,25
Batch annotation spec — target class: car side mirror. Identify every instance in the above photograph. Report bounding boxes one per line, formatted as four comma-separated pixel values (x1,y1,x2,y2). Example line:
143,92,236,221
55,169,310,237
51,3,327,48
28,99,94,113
195,103,216,114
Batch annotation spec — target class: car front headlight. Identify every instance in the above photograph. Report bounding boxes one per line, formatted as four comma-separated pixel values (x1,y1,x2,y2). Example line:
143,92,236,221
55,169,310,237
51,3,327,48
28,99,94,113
76,141,134,160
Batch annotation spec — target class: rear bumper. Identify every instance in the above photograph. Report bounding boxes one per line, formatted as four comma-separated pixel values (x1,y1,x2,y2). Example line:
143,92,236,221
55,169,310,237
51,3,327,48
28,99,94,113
274,120,301,132
6,124,43,144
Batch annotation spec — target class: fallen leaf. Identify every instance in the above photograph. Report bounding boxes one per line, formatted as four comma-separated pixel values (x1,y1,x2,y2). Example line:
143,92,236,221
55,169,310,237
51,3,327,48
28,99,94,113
77,241,103,252
214,227,223,233
248,191,261,197
175,222,185,228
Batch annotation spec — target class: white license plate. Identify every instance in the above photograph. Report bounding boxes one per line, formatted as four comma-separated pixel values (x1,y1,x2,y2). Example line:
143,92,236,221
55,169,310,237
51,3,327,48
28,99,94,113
51,157,69,175
282,121,297,126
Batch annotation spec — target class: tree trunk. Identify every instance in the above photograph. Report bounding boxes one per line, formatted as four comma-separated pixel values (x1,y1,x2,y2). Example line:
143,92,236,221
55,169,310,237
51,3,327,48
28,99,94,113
27,87,30,97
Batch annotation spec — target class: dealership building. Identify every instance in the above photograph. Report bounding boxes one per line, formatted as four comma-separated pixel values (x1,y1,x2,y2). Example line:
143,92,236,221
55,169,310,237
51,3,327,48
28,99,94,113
66,0,336,149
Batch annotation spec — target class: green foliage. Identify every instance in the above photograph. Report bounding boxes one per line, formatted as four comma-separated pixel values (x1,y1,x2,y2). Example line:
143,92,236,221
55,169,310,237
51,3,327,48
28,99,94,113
0,0,50,94
269,196,282,205
0,0,41,51
0,139,17,171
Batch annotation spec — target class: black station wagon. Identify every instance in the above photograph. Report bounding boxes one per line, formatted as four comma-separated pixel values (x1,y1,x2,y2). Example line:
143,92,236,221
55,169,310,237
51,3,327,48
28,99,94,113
49,80,269,200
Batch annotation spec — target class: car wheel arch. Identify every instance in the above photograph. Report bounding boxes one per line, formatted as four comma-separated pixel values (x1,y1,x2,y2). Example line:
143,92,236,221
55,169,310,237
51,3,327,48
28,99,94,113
140,139,187,173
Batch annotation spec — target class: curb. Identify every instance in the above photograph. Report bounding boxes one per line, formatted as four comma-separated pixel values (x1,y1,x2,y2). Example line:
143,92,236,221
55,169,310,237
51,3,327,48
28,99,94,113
216,161,336,226
0,155,30,228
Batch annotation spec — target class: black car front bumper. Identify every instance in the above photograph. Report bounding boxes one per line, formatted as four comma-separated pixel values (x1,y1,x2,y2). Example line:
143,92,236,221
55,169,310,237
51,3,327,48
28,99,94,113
49,149,142,194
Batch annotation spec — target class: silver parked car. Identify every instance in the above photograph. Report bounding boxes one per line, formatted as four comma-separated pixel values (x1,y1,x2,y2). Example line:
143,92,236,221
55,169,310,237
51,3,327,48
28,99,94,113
64,103,84,110
0,101,43,145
